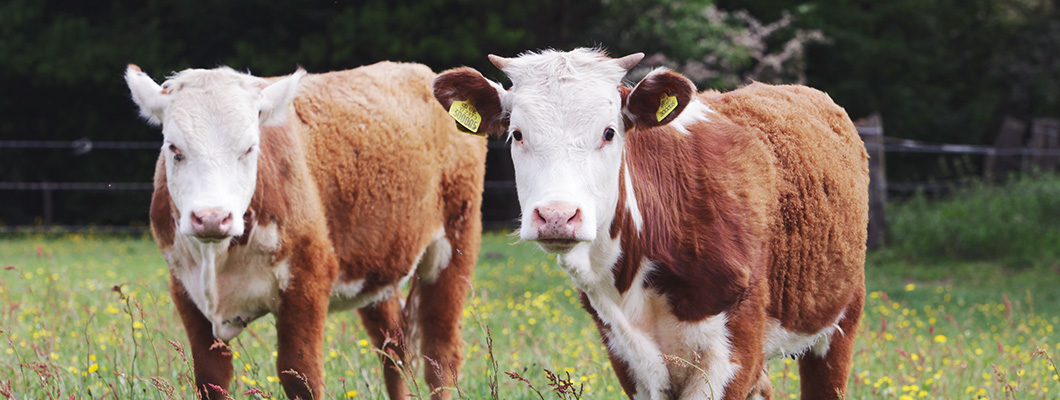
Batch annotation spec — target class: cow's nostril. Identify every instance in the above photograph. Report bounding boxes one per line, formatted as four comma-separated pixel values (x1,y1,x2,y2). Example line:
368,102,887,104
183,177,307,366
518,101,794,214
532,208,547,227
567,209,582,226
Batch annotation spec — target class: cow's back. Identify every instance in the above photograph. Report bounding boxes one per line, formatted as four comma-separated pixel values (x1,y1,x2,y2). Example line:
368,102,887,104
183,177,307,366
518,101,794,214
707,83,869,333
291,62,487,289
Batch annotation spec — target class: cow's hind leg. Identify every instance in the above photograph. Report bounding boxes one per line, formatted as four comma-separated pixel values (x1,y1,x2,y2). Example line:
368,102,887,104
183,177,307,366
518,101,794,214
416,204,481,399
169,276,234,400
798,291,864,400
359,292,411,399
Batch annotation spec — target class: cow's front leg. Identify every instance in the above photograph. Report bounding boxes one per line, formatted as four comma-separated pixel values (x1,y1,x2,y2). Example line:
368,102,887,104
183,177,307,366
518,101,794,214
581,293,641,398
169,276,233,400
275,240,335,400
676,310,767,400
580,292,669,400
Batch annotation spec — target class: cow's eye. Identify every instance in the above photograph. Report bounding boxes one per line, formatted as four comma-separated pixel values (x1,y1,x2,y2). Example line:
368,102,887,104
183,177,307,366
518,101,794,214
511,130,523,142
242,145,255,158
169,144,184,162
603,127,616,142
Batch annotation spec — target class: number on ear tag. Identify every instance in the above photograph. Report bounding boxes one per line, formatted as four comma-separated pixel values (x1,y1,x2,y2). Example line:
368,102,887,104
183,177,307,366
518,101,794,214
657,94,678,122
449,100,483,135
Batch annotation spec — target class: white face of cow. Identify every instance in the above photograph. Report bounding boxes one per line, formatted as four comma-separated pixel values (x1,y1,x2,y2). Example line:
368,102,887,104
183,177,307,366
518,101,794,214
434,49,699,255
498,51,641,252
126,65,304,242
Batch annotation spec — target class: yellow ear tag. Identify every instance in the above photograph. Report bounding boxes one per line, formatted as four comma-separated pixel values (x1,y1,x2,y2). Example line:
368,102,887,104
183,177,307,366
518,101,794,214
657,94,678,122
448,100,483,135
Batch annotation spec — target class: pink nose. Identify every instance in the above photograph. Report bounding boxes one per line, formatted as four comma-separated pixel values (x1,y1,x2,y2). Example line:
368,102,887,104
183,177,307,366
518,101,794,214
532,202,582,239
190,208,233,239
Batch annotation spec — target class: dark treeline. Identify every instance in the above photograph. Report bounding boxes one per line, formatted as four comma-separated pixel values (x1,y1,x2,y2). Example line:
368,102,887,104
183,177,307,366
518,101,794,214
1,0,1057,226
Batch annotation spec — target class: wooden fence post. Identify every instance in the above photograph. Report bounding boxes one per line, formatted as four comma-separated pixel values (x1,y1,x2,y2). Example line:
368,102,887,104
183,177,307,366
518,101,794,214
1028,118,1060,173
986,116,1027,179
857,114,886,249
43,183,53,225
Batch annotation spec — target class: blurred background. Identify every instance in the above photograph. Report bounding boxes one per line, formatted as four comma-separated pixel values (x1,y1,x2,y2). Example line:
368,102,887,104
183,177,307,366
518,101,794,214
2,0,1059,250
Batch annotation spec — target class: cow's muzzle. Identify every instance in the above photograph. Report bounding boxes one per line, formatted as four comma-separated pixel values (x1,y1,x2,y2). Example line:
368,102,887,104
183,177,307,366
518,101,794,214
190,207,234,241
531,202,583,252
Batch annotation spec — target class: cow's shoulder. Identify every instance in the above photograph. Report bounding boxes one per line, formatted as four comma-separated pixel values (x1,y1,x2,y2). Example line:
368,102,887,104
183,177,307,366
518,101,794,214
619,112,775,322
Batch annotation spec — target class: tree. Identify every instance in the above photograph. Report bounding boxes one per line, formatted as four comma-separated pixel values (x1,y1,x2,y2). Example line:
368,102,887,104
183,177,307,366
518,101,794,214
0,0,825,226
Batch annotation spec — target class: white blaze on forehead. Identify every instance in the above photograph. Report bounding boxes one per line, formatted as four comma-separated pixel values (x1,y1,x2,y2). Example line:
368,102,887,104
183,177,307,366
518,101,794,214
502,49,628,143
500,48,630,88
162,68,267,155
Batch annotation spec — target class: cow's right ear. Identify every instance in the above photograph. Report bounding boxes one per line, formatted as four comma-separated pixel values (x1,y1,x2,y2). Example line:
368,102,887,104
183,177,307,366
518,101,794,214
125,64,171,126
623,68,697,130
433,67,507,137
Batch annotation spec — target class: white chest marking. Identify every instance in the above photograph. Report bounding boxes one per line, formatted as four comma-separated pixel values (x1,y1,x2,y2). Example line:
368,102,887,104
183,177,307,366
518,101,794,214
165,223,286,341
167,223,449,341
562,240,738,400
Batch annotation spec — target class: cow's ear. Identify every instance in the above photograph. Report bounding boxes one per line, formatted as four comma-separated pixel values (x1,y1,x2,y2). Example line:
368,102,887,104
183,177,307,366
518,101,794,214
125,64,171,126
259,68,306,127
623,69,697,129
433,67,507,137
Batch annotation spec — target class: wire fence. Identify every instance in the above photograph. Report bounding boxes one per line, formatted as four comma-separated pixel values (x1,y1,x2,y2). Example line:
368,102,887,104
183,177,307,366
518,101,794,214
868,136,1060,157
2,124,1058,234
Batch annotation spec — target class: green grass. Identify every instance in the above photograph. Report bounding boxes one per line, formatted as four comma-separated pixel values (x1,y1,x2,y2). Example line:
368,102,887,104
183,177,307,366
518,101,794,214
1,233,1058,399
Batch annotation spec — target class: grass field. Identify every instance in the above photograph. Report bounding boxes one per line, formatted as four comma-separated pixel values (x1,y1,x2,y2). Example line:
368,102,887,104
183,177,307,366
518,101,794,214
1,233,1058,399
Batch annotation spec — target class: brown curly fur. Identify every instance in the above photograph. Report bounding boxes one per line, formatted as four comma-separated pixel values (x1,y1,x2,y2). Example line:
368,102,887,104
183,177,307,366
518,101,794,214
600,81,868,399
151,62,485,400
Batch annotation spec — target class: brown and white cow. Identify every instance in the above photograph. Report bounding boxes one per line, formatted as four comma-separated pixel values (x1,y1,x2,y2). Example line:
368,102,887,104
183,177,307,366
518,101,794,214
127,62,486,399
433,48,868,399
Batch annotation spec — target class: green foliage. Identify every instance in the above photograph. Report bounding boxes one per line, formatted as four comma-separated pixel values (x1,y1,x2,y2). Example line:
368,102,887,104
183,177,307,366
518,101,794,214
595,0,825,89
5,0,779,227
719,0,1060,182
0,0,601,225
4,0,1060,229
887,174,1060,263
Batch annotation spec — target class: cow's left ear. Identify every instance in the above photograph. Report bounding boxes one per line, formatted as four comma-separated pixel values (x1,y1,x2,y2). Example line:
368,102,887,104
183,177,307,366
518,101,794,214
125,64,171,126
623,68,697,129
258,68,306,127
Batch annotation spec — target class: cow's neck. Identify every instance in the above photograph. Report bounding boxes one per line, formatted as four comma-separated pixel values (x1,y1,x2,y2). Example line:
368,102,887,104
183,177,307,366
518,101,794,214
601,132,685,297
615,120,760,321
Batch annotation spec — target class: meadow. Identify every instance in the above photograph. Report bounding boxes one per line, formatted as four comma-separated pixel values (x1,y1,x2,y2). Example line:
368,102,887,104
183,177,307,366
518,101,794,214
1,230,1057,399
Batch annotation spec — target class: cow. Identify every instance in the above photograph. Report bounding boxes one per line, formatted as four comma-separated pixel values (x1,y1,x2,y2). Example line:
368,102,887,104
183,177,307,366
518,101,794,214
126,62,486,400
433,48,868,400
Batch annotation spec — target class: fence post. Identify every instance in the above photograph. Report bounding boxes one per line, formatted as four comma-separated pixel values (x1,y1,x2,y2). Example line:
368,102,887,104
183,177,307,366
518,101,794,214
43,182,53,225
1028,118,1060,172
857,114,886,249
987,116,1027,179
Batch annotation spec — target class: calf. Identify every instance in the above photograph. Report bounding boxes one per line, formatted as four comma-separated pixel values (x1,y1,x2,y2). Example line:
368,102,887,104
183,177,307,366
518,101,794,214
127,62,486,399
433,48,867,399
